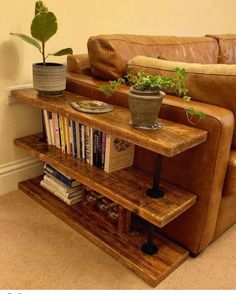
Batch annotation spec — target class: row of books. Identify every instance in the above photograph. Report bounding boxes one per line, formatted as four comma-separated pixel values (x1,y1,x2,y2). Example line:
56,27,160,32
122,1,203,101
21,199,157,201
43,110,135,173
40,163,84,206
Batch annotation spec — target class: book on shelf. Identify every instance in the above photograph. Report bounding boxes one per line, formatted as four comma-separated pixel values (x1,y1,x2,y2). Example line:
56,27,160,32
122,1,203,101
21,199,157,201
104,135,135,173
43,174,83,198
58,115,66,153
44,163,81,188
43,110,52,145
40,179,84,206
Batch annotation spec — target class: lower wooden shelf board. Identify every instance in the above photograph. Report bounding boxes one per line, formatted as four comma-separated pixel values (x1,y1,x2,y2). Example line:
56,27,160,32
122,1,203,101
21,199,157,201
14,133,197,228
19,176,189,287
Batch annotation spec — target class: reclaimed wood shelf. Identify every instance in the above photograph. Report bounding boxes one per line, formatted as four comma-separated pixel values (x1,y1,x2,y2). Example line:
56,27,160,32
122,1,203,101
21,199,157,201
11,88,208,287
19,176,189,287
14,133,197,228
11,88,207,157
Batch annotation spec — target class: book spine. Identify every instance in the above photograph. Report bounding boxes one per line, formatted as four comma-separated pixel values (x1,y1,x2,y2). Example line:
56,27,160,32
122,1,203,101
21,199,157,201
101,132,106,169
54,113,60,148
48,112,55,146
93,129,99,167
75,122,81,159
43,110,52,145
104,134,111,172
98,130,103,168
44,164,73,187
59,115,66,153
57,114,62,148
89,127,93,165
85,125,90,164
72,120,77,157
64,117,71,154
81,124,85,162
69,119,73,155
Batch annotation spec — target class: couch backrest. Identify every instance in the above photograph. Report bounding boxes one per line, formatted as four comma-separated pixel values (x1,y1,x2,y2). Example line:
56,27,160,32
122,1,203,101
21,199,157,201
207,34,236,64
127,56,236,148
87,34,219,80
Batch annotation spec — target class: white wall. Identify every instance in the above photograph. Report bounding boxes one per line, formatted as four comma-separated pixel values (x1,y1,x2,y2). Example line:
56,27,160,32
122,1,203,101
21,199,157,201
1,0,236,194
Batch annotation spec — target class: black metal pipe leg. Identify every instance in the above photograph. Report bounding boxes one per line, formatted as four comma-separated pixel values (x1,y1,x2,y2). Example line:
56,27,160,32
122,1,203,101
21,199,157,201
146,154,164,198
141,223,158,255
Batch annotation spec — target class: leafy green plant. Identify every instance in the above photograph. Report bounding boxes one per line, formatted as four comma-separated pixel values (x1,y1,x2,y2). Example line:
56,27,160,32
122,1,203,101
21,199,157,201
10,0,73,65
99,68,205,124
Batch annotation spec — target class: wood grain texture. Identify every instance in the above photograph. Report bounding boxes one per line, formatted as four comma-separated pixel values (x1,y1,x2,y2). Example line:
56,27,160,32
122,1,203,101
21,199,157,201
11,88,207,157
14,133,197,228
19,176,189,287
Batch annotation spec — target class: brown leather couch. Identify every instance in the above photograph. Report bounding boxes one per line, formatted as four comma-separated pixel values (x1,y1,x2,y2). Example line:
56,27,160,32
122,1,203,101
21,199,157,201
66,34,236,256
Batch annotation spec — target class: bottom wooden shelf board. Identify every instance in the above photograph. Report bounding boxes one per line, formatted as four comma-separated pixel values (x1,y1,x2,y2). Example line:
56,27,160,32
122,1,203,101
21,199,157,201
19,176,189,287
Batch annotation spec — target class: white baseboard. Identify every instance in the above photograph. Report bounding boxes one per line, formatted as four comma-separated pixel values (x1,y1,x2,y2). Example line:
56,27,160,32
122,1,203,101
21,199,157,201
0,156,43,196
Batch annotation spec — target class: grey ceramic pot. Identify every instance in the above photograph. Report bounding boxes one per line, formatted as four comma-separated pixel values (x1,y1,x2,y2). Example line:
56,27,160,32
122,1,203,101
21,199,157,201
33,63,66,97
128,87,165,129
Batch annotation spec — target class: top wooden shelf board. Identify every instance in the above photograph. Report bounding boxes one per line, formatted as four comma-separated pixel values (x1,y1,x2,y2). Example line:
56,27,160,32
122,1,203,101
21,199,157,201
11,89,207,157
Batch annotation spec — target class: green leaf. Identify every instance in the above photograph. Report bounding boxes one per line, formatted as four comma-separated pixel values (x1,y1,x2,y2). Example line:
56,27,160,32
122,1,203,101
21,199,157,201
35,1,48,15
31,11,57,43
10,33,41,52
51,48,73,56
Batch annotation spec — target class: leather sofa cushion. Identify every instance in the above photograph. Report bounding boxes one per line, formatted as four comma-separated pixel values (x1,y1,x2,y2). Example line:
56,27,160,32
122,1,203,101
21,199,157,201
67,54,92,75
223,149,236,195
87,34,218,80
127,56,236,148
207,34,236,64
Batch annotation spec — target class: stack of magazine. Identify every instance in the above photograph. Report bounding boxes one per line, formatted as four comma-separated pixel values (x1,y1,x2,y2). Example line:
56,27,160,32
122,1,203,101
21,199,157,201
40,163,84,206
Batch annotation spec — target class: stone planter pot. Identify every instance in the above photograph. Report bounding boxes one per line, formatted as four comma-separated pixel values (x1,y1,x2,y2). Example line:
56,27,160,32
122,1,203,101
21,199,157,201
33,62,66,97
128,87,165,129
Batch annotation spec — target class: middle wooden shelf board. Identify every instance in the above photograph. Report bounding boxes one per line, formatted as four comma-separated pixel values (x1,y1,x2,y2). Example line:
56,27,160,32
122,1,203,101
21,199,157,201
14,133,197,228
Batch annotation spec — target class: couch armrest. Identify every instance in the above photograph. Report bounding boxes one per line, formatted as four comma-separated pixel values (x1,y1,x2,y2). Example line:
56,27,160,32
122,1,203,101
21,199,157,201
158,96,234,253
67,54,92,76
66,72,234,254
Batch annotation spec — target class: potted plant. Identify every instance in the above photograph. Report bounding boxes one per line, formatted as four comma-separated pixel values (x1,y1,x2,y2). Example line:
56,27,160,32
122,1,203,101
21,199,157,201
10,0,73,97
99,69,205,128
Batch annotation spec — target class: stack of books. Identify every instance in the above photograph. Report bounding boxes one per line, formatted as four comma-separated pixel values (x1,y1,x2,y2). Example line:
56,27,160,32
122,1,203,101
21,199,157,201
43,110,135,173
40,163,84,206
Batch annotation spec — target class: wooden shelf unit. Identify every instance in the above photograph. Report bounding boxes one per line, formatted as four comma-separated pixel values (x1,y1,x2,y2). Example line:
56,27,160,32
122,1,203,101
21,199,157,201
19,175,189,287
11,88,208,287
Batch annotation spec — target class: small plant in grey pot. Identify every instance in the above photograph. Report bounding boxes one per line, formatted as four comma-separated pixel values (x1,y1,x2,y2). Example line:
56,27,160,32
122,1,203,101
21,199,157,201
11,0,73,97
100,69,205,129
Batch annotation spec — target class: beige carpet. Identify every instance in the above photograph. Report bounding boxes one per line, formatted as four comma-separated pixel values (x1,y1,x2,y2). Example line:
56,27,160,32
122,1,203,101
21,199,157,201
0,190,235,290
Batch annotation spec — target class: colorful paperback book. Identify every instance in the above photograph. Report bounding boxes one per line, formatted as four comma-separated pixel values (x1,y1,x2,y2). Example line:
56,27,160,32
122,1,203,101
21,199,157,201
59,115,66,153
89,127,93,165
93,129,102,168
85,125,90,164
48,112,55,146
53,113,61,148
71,120,77,157
104,135,135,173
80,124,85,162
64,117,71,155
43,110,52,145
75,122,81,159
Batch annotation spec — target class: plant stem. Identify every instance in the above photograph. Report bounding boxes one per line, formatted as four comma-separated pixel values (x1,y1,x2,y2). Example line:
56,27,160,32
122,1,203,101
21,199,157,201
42,42,45,65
